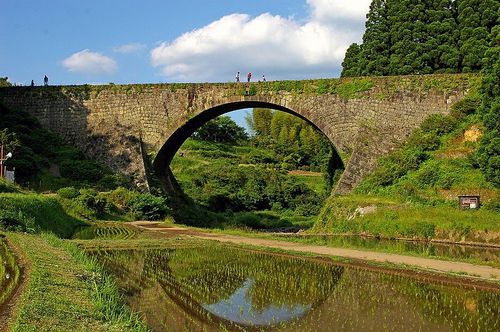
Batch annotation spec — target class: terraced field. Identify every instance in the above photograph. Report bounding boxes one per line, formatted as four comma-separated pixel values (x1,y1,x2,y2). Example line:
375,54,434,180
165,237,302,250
0,235,20,306
72,224,137,240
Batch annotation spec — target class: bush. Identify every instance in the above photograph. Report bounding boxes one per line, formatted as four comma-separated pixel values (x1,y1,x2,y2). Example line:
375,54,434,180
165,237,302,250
97,174,132,190
130,193,170,221
57,187,80,199
105,187,139,211
60,160,109,182
419,114,457,136
450,96,480,119
73,189,108,219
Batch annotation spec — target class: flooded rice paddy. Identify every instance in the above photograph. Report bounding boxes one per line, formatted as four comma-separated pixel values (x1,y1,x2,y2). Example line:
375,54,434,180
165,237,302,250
89,244,500,331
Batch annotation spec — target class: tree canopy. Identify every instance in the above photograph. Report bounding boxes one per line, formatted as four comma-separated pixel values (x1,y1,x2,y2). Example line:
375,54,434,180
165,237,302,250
341,0,499,77
193,116,248,144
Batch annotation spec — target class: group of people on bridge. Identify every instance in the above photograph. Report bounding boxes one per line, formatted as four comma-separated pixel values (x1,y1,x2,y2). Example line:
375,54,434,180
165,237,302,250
236,72,266,83
30,75,49,87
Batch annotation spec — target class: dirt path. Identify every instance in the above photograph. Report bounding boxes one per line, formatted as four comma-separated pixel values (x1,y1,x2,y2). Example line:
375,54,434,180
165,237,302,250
132,222,500,280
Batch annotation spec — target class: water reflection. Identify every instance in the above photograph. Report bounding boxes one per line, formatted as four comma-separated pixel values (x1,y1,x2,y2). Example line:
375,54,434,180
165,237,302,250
278,235,500,266
203,279,311,326
89,245,500,332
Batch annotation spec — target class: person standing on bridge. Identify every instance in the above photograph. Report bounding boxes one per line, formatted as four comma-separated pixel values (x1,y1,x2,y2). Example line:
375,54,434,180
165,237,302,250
247,72,252,82
236,72,240,82
43,75,48,86
262,75,266,82
30,80,35,87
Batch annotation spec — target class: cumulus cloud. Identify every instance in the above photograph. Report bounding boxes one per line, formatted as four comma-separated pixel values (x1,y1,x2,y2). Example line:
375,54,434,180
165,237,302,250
113,43,146,54
62,49,118,75
151,0,370,82
308,0,372,22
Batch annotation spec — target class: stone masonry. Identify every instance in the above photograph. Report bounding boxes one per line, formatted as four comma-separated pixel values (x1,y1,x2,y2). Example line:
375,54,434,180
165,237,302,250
0,74,478,194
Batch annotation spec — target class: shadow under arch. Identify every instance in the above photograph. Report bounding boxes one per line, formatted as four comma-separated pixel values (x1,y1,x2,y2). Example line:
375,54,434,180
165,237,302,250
152,100,344,197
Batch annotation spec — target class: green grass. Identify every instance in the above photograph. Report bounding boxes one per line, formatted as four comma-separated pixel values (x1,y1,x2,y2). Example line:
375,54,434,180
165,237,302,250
290,173,326,194
0,193,86,238
0,178,24,194
8,233,149,332
0,235,21,305
314,194,500,243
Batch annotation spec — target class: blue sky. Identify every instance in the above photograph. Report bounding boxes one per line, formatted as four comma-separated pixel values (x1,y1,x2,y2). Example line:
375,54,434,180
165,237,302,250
1,0,370,128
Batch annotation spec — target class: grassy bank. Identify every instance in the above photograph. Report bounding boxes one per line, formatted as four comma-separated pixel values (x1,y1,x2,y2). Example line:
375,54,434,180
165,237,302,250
0,193,85,238
312,194,500,244
7,233,148,332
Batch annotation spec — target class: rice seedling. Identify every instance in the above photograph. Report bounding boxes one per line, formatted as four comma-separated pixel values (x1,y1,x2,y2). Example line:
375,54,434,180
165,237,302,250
88,242,500,331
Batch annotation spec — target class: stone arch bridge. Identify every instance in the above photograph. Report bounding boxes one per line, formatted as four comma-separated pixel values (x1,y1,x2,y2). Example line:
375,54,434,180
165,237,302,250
0,74,477,194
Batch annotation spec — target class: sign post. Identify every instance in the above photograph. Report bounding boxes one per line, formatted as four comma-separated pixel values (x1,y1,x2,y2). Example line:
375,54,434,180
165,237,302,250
459,195,480,209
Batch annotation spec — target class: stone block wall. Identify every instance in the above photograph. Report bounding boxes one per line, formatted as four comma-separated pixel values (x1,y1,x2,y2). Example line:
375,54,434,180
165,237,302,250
0,74,477,193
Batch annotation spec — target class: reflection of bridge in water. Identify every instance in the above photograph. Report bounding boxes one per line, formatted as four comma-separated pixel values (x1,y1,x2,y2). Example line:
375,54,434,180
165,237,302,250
91,246,345,331
0,74,474,194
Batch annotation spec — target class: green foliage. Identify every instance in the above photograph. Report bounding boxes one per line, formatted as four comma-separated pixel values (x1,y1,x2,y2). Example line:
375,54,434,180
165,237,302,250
194,116,248,144
59,160,111,182
341,0,499,76
0,193,84,237
177,160,323,217
0,178,22,193
450,95,481,119
105,187,139,211
57,186,80,199
476,22,500,187
0,77,11,87
0,209,38,233
0,104,127,190
358,114,458,191
130,193,170,221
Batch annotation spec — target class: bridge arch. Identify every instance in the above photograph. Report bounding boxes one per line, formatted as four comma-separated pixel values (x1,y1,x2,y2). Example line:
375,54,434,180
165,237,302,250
152,100,343,193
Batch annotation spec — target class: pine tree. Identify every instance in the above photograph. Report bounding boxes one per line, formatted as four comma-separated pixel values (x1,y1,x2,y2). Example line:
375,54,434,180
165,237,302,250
341,43,362,77
426,0,460,72
360,0,391,76
458,0,499,72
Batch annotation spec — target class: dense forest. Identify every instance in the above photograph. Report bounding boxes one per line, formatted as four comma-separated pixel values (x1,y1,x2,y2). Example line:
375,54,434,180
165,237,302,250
342,0,499,76
342,0,499,188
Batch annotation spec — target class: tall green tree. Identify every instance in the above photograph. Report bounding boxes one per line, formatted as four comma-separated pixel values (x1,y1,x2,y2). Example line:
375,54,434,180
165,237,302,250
426,0,460,72
458,0,499,72
477,19,500,187
194,116,248,144
360,0,391,76
341,43,362,77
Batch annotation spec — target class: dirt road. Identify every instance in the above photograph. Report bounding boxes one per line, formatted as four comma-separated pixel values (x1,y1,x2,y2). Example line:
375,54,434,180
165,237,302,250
131,222,500,280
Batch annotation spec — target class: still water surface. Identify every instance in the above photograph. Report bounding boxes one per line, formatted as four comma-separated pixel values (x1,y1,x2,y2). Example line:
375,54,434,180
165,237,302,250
89,245,500,331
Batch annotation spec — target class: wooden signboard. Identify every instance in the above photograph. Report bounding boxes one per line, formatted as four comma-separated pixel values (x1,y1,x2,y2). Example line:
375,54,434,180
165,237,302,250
459,196,480,209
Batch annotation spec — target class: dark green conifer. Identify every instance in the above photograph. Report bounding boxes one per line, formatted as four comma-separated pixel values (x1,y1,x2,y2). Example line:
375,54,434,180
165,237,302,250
341,43,362,77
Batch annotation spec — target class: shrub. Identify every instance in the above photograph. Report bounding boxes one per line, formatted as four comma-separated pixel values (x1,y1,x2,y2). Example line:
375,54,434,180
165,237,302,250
419,114,457,136
60,160,109,182
97,174,132,190
73,189,108,219
450,95,480,119
130,193,169,221
105,187,139,211
57,186,80,199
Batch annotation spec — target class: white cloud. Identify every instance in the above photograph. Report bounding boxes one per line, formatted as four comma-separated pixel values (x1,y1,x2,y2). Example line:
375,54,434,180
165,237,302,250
308,0,372,22
151,0,370,82
62,49,118,75
113,43,146,54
